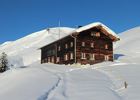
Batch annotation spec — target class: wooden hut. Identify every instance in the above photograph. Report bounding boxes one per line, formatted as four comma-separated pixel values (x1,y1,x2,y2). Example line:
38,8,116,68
40,22,120,65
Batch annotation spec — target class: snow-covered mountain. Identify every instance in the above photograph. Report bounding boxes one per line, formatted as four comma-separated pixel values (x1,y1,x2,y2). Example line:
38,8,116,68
0,26,140,100
0,27,75,67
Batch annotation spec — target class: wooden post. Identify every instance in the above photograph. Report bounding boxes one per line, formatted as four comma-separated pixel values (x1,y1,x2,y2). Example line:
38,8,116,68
124,81,128,88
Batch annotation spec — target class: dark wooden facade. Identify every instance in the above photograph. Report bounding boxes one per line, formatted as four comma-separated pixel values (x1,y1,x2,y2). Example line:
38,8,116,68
40,25,119,65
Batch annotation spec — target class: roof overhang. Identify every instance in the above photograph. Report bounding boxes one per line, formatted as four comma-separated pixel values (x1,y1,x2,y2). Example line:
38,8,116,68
74,22,120,42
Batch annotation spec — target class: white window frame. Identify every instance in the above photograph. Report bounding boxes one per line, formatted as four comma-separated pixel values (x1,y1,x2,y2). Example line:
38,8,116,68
105,44,108,49
56,57,60,63
105,55,109,61
90,54,95,60
81,53,86,59
65,44,68,49
64,54,68,61
82,42,85,47
91,42,94,48
70,53,74,60
70,42,73,47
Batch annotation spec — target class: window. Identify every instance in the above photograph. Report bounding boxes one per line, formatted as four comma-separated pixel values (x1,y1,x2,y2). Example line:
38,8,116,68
64,54,68,61
91,32,94,36
51,56,54,63
105,44,108,49
48,57,51,63
95,32,100,37
56,57,60,63
70,53,74,59
81,53,86,59
90,54,95,60
104,55,109,61
58,46,61,51
91,42,94,48
70,42,73,47
82,42,85,47
65,44,68,49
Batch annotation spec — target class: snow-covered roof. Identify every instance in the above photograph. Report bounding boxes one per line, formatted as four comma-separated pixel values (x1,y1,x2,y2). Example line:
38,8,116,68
40,22,120,49
75,22,120,41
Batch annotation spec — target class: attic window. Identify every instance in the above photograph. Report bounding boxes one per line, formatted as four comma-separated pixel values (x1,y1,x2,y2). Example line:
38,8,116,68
95,32,100,37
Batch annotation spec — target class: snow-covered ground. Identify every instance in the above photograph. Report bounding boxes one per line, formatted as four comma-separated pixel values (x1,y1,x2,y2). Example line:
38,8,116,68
0,26,140,100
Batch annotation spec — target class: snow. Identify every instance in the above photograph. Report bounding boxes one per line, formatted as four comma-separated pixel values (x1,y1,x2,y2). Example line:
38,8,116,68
0,25,140,100
0,41,13,47
0,66,59,100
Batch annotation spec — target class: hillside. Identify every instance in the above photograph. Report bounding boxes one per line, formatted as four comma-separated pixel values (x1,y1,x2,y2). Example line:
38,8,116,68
115,26,140,64
0,26,140,100
0,27,75,67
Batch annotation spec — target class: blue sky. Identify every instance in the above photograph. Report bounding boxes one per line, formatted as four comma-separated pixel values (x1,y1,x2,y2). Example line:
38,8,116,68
0,0,140,43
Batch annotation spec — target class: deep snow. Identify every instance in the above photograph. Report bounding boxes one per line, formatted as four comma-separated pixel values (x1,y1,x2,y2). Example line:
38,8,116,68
0,26,140,100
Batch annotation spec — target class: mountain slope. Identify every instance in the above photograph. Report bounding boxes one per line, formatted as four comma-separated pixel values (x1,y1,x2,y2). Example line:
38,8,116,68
115,27,140,63
0,27,74,66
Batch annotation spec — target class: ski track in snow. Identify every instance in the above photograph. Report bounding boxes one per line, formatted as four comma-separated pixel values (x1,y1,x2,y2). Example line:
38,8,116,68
37,66,68,100
94,63,126,100
37,66,81,100
38,76,61,100
37,65,124,100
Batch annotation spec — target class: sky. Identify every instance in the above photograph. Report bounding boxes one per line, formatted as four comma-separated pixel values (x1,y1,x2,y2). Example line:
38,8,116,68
0,0,140,44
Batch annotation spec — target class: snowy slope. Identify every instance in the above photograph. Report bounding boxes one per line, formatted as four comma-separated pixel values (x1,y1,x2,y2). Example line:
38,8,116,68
0,64,122,100
0,27,74,67
0,26,140,100
115,26,140,63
